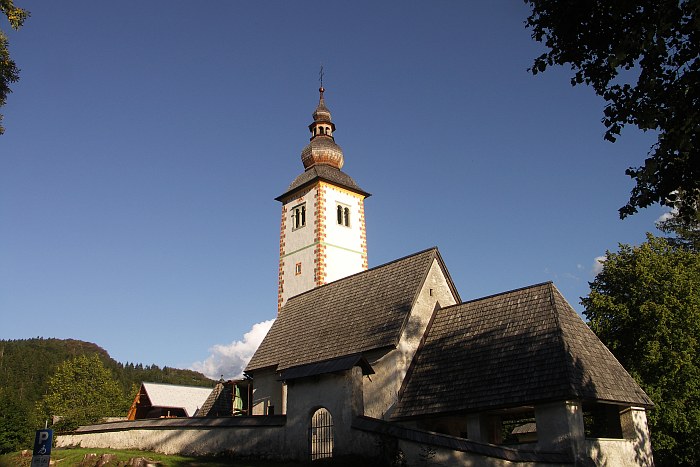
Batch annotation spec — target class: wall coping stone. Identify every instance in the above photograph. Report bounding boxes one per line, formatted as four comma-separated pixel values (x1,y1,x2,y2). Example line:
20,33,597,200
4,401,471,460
352,416,573,464
71,416,287,434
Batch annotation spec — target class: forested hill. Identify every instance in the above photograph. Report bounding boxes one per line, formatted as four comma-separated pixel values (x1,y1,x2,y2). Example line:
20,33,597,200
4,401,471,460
0,338,214,407
0,338,214,453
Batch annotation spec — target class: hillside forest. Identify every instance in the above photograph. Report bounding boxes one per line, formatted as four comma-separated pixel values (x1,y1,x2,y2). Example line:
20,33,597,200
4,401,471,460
0,338,214,453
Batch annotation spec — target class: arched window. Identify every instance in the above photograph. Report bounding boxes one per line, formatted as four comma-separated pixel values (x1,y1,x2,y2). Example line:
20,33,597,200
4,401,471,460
336,204,350,227
309,407,334,460
293,203,306,230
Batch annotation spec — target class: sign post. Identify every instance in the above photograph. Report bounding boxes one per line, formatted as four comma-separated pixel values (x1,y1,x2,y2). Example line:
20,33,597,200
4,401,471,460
30,429,52,467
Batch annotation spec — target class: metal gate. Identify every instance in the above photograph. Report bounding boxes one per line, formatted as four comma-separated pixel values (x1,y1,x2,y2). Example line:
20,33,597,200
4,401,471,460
309,407,334,460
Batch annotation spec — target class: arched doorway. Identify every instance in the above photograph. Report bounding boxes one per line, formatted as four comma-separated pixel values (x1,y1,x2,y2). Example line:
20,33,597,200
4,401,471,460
309,407,334,460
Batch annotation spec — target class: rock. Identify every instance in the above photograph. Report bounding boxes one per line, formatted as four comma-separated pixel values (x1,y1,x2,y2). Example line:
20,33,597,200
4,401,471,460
127,457,162,466
96,453,117,466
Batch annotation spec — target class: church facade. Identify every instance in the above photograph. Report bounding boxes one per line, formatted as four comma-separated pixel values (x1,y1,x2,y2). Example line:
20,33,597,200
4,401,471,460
248,87,654,465
58,88,654,466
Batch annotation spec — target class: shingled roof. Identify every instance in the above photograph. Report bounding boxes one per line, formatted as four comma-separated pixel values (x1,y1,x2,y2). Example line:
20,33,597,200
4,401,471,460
275,164,370,201
195,380,232,417
246,248,458,373
393,282,652,419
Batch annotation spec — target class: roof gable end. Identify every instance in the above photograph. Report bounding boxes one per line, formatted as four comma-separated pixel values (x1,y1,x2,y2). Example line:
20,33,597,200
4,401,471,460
246,248,446,373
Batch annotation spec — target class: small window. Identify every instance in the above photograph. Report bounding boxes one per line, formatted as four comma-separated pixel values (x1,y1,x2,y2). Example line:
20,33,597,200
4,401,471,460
336,204,350,227
295,263,302,275
292,204,306,230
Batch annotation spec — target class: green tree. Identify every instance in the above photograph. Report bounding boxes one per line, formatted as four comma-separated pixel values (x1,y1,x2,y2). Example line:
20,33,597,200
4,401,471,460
582,234,700,466
38,354,130,432
0,388,34,454
0,0,28,134
524,0,699,224
657,210,700,252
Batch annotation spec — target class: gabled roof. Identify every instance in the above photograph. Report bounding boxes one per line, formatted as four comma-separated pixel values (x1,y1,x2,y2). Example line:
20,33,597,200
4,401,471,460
246,248,459,373
195,381,232,417
393,282,652,419
275,164,370,201
279,354,374,381
141,382,213,417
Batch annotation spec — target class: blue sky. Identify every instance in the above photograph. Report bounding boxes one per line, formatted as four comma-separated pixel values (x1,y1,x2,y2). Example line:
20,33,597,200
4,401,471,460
1,2,664,378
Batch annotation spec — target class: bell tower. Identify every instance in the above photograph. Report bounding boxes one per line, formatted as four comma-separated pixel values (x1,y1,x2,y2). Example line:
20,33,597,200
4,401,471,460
276,87,369,310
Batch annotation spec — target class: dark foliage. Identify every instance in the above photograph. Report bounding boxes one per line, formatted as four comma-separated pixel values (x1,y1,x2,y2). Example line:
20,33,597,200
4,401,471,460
0,338,213,453
0,0,29,135
525,0,700,224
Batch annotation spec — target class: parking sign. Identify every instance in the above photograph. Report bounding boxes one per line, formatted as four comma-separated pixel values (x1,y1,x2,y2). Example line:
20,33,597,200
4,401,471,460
31,429,52,467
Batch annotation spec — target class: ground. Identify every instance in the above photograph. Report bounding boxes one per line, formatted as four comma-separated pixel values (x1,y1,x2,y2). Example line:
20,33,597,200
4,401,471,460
0,448,383,467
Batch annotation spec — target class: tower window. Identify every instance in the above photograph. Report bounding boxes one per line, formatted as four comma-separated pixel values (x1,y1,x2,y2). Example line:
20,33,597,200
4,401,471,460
295,262,302,275
292,203,306,230
336,204,350,227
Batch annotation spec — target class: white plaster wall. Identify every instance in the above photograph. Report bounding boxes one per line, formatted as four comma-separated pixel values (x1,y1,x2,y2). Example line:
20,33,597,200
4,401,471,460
280,187,317,306
322,184,365,283
587,408,653,466
585,438,653,467
325,247,364,283
58,426,286,459
285,367,378,460
363,259,458,419
250,369,284,416
322,185,364,252
281,246,316,304
535,401,584,453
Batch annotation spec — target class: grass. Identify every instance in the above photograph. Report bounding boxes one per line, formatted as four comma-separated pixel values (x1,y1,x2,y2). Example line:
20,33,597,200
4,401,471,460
0,447,310,467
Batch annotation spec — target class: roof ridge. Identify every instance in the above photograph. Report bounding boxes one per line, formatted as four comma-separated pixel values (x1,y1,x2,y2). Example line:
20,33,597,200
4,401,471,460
142,382,213,390
545,283,580,398
435,280,553,311
283,247,440,306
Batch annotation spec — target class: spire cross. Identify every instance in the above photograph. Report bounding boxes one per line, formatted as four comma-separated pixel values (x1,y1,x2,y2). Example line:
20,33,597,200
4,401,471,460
319,65,324,89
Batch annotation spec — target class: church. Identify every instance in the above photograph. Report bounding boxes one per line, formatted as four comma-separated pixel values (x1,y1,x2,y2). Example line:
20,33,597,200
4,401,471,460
59,87,655,466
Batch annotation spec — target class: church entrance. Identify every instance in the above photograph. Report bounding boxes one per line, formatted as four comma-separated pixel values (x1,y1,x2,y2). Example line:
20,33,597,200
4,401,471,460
309,407,334,460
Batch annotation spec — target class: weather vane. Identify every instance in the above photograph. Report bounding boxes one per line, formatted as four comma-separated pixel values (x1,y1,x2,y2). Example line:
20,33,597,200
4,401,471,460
319,64,324,89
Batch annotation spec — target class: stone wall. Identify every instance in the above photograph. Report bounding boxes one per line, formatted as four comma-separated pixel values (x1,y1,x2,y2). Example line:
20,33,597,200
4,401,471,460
57,417,287,460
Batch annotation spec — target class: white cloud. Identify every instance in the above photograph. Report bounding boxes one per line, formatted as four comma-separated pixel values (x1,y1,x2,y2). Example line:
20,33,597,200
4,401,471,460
191,319,275,380
656,210,675,224
592,255,607,276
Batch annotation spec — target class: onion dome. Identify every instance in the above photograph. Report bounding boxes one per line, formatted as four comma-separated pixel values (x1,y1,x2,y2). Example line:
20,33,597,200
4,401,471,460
301,87,344,170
